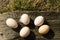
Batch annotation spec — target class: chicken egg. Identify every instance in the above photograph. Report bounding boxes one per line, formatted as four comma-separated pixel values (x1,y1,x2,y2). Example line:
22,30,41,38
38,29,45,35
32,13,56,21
19,14,30,25
38,25,49,34
6,18,18,28
19,26,30,38
34,16,44,26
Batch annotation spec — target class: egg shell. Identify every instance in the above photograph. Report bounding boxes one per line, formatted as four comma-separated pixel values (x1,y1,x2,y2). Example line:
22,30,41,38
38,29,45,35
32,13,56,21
19,14,30,25
20,27,30,38
38,25,49,34
34,16,44,26
6,18,18,28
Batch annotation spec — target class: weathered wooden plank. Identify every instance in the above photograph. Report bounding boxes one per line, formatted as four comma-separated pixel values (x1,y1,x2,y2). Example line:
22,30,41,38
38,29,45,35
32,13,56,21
0,11,60,40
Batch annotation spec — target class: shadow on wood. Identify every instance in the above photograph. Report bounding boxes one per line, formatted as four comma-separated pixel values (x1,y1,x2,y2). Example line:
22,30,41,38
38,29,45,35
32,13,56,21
42,29,55,39
43,19,49,25
12,22,22,33
24,31,36,40
42,19,55,39
27,18,35,29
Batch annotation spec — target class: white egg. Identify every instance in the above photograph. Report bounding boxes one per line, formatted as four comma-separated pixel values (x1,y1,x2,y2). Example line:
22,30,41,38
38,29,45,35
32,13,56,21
19,14,30,25
6,18,18,28
20,26,30,38
38,25,49,34
34,16,44,26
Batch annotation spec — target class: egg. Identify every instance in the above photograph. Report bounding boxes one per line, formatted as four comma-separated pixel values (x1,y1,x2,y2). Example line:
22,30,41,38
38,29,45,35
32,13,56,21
34,16,44,26
6,18,18,28
19,26,30,38
19,14,30,25
38,25,49,34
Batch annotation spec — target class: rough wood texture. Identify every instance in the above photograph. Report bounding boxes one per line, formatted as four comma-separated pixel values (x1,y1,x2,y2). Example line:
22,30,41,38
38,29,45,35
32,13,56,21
0,11,60,40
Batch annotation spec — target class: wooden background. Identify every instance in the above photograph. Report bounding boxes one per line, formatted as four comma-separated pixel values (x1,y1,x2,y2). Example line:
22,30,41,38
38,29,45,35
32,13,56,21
0,11,60,40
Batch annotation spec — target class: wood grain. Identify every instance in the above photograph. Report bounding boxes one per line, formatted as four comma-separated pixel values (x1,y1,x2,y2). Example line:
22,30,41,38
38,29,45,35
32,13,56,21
0,11,60,40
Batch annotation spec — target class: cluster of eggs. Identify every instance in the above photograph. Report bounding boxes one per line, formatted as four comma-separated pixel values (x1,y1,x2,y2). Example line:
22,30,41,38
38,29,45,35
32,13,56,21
6,14,49,38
